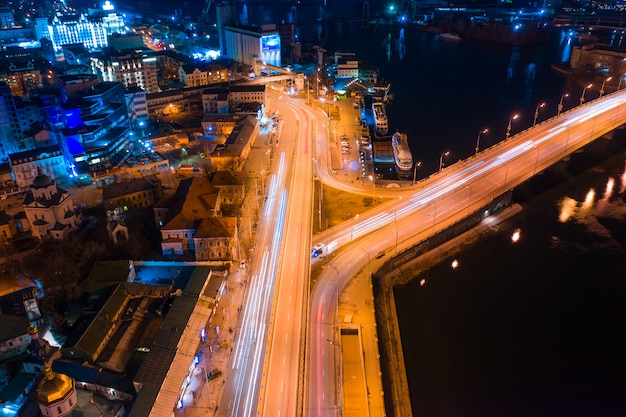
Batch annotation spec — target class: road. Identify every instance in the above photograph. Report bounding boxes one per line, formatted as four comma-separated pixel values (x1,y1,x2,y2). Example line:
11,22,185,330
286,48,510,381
212,85,626,417
306,90,626,416
217,88,330,417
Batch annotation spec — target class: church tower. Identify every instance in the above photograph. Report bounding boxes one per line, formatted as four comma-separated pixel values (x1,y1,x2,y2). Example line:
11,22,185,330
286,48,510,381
36,363,77,417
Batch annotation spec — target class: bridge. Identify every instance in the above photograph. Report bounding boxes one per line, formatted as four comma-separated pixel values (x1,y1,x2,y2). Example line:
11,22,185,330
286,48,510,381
307,89,626,417
553,14,626,31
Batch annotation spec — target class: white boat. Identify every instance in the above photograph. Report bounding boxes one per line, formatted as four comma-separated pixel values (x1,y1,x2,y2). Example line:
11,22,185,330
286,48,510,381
372,102,388,136
440,32,462,41
392,132,413,179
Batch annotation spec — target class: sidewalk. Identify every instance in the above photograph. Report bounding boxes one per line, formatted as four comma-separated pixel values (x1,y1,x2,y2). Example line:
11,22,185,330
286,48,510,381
175,123,273,417
338,267,386,417
176,266,247,417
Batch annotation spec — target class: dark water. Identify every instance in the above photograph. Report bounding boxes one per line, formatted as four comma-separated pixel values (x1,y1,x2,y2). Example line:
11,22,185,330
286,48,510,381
319,23,592,174
394,153,626,417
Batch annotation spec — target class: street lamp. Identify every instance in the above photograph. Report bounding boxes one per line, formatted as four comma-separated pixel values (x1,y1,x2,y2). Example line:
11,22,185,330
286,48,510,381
600,76,612,97
438,151,450,173
368,174,375,195
580,83,593,105
475,128,488,156
505,114,519,140
316,67,320,97
412,160,422,185
533,102,545,127
618,74,626,91
557,92,569,116
306,77,311,105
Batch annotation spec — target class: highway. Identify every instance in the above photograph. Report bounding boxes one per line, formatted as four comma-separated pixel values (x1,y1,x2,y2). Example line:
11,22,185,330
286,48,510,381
218,88,330,417
306,90,626,416
215,86,626,417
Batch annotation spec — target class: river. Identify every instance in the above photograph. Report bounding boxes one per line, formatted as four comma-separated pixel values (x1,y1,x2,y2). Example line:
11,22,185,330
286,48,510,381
318,19,626,417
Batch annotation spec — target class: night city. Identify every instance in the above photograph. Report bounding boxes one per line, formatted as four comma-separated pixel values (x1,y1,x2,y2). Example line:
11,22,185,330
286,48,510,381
0,0,626,416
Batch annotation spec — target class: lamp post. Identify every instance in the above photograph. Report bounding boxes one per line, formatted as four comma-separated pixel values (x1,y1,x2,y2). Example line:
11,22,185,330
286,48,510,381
600,76,612,97
557,93,569,116
306,77,311,105
368,174,375,195
475,128,488,156
505,114,519,140
533,102,545,127
618,74,626,91
412,160,422,185
580,83,593,105
316,67,320,97
438,151,449,173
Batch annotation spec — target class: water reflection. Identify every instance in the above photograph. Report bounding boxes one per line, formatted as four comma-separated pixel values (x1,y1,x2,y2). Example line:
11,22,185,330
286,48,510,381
397,28,406,61
506,47,520,80
385,33,392,61
559,32,573,63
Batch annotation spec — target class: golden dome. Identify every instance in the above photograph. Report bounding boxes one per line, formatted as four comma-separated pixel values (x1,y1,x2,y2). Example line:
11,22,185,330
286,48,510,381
37,364,75,404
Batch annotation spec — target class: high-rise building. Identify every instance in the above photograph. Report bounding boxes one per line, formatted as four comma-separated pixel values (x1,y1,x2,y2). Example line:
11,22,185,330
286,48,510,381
0,7,14,29
224,24,281,75
91,51,160,94
34,2,126,54
0,83,39,159
0,61,43,97
0,82,19,159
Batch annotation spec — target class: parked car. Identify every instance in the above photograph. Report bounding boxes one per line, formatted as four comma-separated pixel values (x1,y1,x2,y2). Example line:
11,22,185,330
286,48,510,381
207,369,222,380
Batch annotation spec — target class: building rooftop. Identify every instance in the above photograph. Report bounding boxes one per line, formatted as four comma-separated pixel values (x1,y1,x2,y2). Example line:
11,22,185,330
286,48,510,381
102,177,158,201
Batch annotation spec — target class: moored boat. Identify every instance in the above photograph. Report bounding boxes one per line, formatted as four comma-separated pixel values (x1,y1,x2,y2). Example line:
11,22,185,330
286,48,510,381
440,32,462,41
392,132,413,179
372,102,388,136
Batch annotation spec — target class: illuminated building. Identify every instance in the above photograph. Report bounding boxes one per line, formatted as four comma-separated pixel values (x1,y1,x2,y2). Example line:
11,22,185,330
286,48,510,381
201,83,266,114
61,44,91,66
58,74,99,100
0,82,19,158
35,15,108,53
36,364,77,417
154,50,192,86
91,51,160,94
0,62,43,97
0,7,14,29
0,82,42,160
103,177,163,217
9,145,67,189
153,177,238,260
62,82,132,175
22,170,80,240
125,86,148,122
178,63,228,88
224,24,281,75
34,2,126,54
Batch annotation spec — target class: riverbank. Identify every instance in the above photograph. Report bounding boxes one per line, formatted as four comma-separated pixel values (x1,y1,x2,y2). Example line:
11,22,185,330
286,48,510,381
372,203,523,417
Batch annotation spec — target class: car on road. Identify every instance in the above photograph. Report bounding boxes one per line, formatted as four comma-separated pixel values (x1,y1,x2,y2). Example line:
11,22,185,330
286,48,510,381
207,369,222,381
311,244,325,257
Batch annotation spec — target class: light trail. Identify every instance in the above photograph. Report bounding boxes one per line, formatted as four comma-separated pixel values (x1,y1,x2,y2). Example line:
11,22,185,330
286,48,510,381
308,89,626,417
